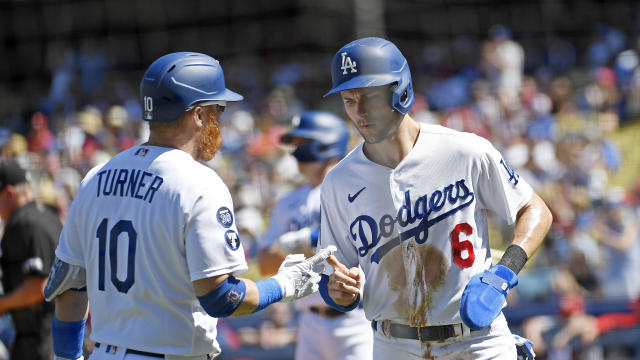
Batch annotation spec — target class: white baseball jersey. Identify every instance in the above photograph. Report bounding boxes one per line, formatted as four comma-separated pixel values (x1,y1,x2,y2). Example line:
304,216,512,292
319,124,533,327
260,183,321,249
55,145,248,356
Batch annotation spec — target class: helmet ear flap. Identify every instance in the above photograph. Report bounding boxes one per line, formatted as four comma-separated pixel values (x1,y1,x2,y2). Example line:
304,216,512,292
391,79,414,114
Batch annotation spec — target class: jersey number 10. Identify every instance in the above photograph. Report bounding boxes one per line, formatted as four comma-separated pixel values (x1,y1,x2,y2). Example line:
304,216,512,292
97,218,137,293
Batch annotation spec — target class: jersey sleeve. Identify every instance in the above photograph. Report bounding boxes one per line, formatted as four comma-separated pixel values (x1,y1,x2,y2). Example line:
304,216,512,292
56,163,104,268
476,137,533,224
55,196,86,268
318,180,359,275
185,184,248,281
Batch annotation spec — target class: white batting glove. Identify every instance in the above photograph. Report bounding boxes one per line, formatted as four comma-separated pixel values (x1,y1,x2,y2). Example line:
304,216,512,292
276,227,312,252
55,356,84,360
271,245,336,302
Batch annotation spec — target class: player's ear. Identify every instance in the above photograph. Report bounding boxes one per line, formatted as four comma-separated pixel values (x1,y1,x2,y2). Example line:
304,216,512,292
192,106,205,128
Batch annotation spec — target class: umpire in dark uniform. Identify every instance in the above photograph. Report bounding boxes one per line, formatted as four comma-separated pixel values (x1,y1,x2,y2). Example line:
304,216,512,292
0,162,61,359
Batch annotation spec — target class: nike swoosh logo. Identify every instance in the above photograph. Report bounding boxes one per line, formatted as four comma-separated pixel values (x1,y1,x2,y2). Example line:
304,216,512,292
348,187,366,203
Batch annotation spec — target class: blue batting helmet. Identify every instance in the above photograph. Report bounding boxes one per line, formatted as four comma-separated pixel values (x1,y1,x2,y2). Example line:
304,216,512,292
324,37,414,114
140,52,243,123
281,111,349,163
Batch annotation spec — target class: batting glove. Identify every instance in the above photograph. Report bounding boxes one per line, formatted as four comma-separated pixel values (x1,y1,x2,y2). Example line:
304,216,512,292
459,264,518,330
514,334,536,360
272,245,336,302
276,227,312,252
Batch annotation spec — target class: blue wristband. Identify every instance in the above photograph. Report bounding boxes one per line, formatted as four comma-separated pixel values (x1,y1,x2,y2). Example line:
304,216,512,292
319,274,359,312
253,278,283,313
310,229,320,247
52,315,86,359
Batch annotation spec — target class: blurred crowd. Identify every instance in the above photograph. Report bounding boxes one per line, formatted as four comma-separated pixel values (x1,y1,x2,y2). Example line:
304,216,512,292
1,24,640,360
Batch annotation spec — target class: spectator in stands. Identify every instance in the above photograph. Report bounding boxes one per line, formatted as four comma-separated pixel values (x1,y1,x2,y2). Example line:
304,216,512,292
26,112,57,154
592,187,640,301
481,24,525,111
551,295,640,354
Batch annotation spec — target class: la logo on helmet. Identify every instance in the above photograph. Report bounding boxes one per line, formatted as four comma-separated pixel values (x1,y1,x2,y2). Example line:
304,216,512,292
341,52,357,75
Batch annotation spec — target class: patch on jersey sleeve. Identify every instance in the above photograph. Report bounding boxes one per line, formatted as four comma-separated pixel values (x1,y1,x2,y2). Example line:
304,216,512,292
216,207,234,228
22,257,43,273
225,230,241,251
499,159,520,186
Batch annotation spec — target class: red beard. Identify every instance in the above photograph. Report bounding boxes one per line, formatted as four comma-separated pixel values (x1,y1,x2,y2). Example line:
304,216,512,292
196,110,223,161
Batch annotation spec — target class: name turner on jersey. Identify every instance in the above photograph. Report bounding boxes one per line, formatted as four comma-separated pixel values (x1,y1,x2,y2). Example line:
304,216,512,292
95,168,164,203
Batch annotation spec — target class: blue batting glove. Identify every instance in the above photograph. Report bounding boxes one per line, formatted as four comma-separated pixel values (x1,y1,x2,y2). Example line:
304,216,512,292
459,264,518,330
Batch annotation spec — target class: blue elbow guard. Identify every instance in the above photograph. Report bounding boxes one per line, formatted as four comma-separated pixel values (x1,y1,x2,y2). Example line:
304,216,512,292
197,276,247,318
252,278,283,313
319,274,359,312
52,315,86,359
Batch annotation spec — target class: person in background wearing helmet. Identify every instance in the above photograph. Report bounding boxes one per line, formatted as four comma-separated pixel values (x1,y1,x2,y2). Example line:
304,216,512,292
257,111,373,360
317,37,552,359
43,52,335,360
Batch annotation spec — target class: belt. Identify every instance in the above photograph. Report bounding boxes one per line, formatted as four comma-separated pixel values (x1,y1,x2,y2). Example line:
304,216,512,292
371,320,473,341
309,306,346,318
95,342,164,358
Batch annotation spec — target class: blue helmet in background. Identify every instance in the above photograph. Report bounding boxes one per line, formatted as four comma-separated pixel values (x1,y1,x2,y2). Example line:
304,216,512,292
281,111,349,163
140,52,243,123
325,37,414,114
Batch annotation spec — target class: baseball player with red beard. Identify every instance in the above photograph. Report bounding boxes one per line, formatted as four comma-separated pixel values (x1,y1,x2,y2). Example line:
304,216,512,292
43,52,334,360
316,37,550,359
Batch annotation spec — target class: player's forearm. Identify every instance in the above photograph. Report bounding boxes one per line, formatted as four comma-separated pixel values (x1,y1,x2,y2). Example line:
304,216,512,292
197,248,334,318
53,291,88,360
511,193,552,258
0,276,47,312
230,278,259,316
55,290,89,322
194,274,282,318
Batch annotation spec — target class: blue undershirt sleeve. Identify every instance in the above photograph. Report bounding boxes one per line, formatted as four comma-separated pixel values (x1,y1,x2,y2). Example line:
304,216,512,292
318,274,359,312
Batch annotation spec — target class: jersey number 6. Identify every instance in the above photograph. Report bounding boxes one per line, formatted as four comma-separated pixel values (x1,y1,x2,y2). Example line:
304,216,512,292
97,218,137,293
450,222,475,268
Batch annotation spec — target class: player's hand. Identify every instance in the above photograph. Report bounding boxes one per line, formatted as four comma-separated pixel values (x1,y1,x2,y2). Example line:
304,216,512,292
459,265,518,330
276,227,311,252
272,245,336,302
514,334,536,360
326,255,362,307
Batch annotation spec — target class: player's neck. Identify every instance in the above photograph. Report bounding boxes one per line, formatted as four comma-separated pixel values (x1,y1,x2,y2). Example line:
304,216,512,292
146,132,199,159
362,115,420,169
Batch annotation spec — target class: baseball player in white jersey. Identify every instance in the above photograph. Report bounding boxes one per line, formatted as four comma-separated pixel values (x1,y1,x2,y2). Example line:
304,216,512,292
42,52,335,360
257,111,373,360
316,37,551,359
